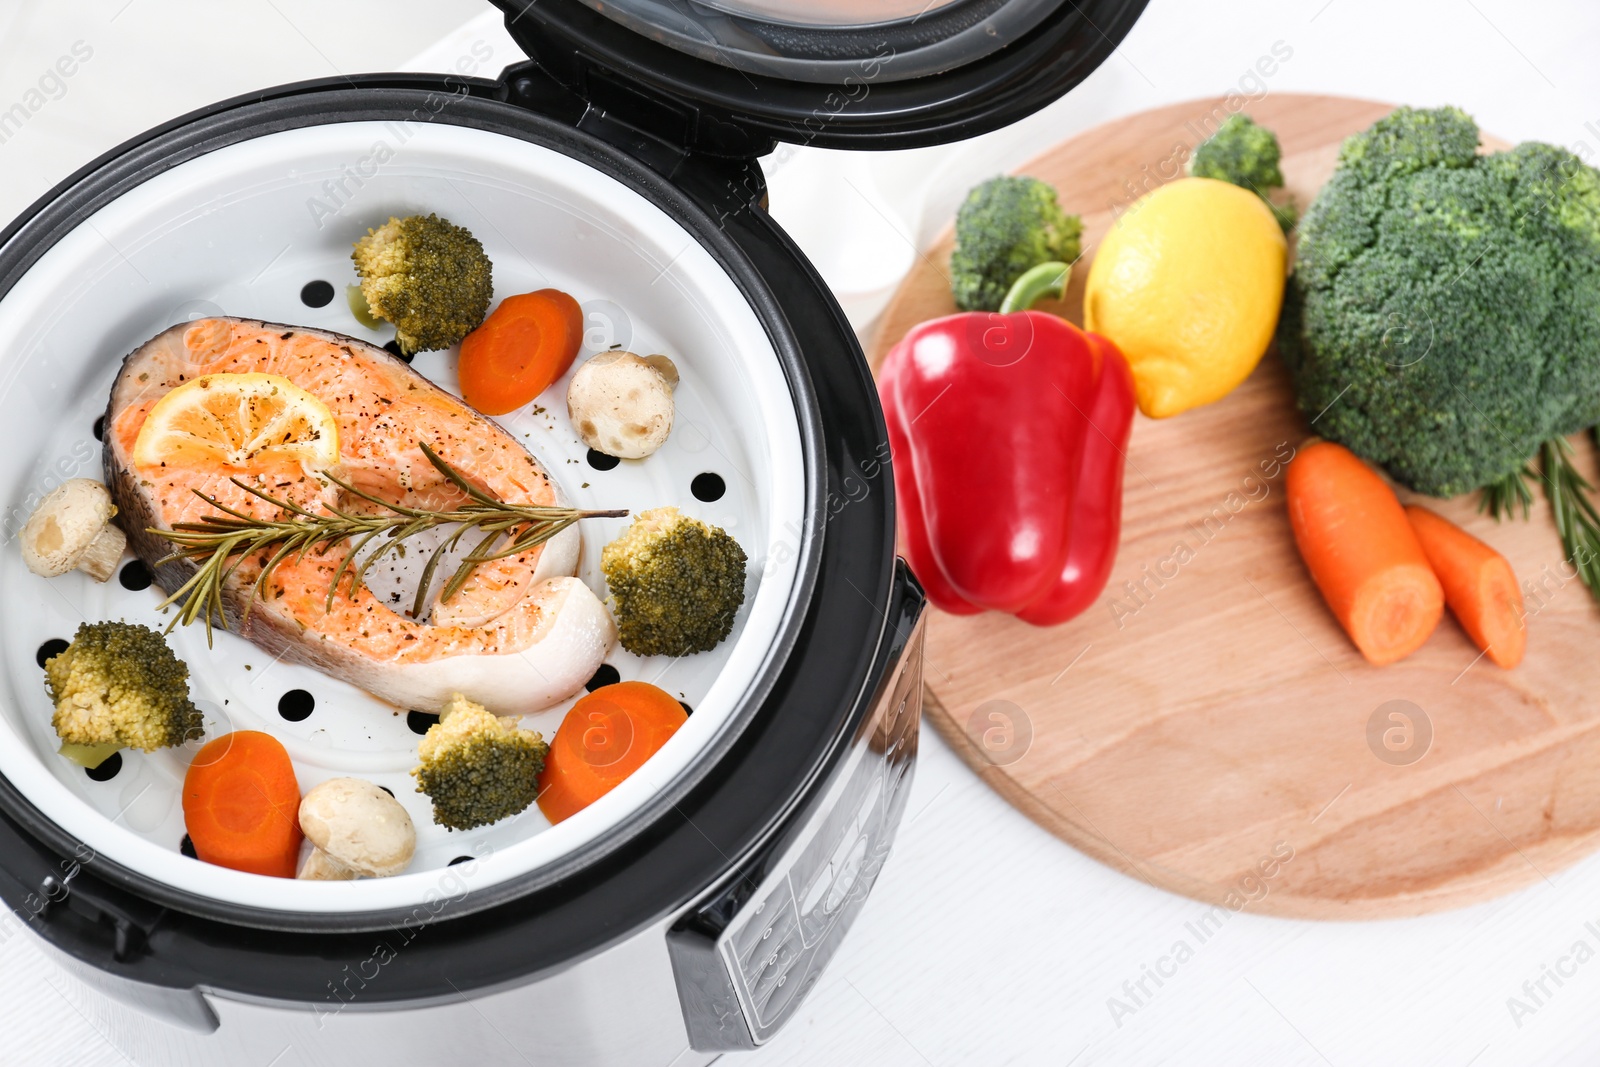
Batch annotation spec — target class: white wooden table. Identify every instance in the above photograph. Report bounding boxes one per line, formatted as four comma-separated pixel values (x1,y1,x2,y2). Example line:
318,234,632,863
4,1,1600,1063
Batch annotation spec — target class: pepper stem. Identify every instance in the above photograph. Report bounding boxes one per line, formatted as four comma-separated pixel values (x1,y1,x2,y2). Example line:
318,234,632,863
999,261,1071,314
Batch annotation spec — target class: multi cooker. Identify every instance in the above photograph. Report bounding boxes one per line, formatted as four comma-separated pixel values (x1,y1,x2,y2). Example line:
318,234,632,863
0,1,1144,1062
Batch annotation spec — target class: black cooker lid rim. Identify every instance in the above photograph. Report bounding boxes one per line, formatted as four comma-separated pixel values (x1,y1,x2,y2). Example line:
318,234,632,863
492,0,1152,153
522,0,1068,86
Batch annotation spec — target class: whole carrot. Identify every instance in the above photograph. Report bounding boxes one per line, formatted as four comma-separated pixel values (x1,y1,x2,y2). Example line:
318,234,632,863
1405,505,1525,668
1286,441,1443,665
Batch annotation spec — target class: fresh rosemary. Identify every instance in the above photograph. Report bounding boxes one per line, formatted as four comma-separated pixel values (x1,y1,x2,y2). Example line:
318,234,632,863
1537,436,1600,598
1479,464,1536,521
150,443,625,641
1480,435,1600,601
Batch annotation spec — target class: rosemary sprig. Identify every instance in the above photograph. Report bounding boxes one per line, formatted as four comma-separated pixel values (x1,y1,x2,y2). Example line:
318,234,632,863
1479,463,1536,521
1480,436,1600,602
149,443,625,643
1536,436,1600,599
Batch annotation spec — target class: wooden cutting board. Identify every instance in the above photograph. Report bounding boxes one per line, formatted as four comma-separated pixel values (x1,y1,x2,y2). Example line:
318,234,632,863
866,93,1600,919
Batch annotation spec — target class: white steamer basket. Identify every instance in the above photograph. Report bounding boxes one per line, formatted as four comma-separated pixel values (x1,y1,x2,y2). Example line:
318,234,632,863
0,122,806,917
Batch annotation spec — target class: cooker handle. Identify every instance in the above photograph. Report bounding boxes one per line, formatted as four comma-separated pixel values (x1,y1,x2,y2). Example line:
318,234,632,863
667,560,926,1051
0,805,219,1033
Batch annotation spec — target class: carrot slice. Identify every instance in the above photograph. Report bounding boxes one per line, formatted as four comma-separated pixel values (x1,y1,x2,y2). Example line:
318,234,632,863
182,731,303,878
1405,505,1526,668
538,681,687,825
1285,441,1443,665
458,288,583,415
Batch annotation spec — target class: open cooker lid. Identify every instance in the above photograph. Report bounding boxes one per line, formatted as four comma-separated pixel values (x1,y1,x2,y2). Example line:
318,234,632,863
492,0,1149,153
551,0,1064,83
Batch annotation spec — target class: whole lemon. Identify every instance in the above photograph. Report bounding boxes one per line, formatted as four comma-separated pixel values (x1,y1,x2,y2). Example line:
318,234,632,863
1084,177,1286,419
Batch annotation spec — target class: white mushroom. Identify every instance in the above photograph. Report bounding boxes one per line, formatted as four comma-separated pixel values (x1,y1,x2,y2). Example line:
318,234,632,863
566,351,678,460
20,479,126,582
297,777,416,881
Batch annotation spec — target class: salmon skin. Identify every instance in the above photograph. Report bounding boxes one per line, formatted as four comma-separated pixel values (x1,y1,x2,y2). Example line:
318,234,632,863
104,317,615,714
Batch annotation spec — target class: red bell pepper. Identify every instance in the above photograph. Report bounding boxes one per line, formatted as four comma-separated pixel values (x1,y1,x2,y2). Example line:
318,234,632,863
878,263,1136,626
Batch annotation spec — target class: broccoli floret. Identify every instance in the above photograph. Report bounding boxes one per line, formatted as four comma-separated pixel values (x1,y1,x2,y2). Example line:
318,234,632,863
352,214,493,356
602,507,747,657
1190,113,1286,191
411,694,547,831
950,176,1083,311
45,622,201,753
1189,113,1298,231
1279,106,1600,497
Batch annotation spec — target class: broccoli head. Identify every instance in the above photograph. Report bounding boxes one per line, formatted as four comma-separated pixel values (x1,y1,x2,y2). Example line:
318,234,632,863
45,621,201,753
1279,106,1600,497
411,694,547,831
602,507,746,657
1189,113,1298,231
950,176,1083,311
352,214,493,356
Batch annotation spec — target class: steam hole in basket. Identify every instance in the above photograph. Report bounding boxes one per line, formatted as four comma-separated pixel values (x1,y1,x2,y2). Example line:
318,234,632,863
85,751,122,782
378,785,395,798
180,834,197,859
449,855,472,866
680,702,693,717
278,689,315,722
407,710,439,735
300,280,335,308
92,414,105,442
691,473,725,502
36,639,69,668
586,449,620,471
585,664,620,691
383,340,412,364
119,561,153,591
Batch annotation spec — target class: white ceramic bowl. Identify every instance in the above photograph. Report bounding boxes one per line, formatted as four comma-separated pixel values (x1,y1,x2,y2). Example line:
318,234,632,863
0,121,806,916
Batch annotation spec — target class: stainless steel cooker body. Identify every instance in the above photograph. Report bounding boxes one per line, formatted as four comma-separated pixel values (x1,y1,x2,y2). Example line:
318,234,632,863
0,0,1151,1058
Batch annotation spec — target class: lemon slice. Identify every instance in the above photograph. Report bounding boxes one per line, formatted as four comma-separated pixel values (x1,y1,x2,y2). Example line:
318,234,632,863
132,372,339,470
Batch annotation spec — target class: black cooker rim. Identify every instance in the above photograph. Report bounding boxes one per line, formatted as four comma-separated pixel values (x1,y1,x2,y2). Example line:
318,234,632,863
0,68,892,980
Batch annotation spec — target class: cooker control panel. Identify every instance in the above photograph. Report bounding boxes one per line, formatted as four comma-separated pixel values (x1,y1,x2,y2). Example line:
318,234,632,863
668,563,925,1051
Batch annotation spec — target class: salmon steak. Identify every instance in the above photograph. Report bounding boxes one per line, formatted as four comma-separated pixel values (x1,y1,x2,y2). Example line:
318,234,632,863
104,317,615,714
